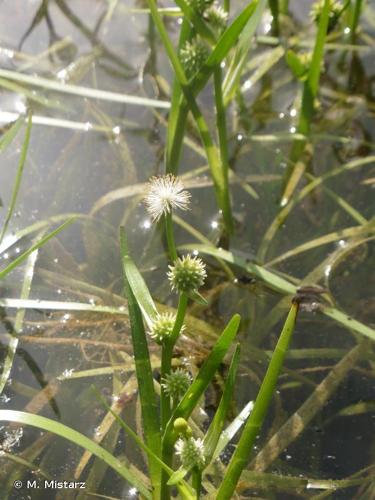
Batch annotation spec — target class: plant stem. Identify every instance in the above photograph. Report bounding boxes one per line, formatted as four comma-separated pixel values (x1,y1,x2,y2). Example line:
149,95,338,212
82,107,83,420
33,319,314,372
350,0,363,43
165,20,191,175
214,67,229,180
145,0,233,234
217,302,299,500
280,0,330,207
268,0,279,35
160,293,188,428
165,212,178,262
170,292,188,347
280,0,289,15
160,292,188,500
192,468,202,499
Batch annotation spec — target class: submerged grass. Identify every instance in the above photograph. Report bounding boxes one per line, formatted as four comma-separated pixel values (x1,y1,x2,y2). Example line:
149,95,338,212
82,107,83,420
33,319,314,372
0,114,32,245
281,0,330,206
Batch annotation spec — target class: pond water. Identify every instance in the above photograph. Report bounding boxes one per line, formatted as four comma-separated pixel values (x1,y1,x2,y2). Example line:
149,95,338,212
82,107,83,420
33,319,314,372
0,1,374,499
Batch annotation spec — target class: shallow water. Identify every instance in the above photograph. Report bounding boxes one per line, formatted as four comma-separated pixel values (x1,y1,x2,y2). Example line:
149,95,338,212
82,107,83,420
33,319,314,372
0,1,374,499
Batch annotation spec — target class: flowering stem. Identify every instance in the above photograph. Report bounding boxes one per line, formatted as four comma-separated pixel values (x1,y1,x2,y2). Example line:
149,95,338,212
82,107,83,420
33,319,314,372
280,0,288,15
160,292,188,499
350,0,363,43
170,292,188,347
165,212,178,262
161,293,188,427
214,66,229,180
192,468,202,499
268,0,279,35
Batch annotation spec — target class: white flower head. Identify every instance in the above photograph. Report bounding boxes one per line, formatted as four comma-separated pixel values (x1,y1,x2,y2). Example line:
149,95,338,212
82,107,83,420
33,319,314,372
144,174,191,222
175,436,205,469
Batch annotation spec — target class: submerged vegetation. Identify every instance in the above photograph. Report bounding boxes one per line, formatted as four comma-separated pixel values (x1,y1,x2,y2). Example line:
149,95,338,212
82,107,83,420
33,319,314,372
0,0,374,498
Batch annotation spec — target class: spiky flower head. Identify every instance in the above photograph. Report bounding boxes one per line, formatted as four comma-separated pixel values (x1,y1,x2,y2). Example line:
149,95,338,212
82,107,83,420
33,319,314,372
148,312,183,344
310,0,342,32
204,4,228,33
168,255,207,294
175,436,205,469
161,369,192,399
180,39,210,79
143,174,191,222
187,0,214,14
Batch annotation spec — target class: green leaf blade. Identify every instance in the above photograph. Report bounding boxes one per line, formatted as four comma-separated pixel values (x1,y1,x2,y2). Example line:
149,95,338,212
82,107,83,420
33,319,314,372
120,228,162,496
0,410,151,499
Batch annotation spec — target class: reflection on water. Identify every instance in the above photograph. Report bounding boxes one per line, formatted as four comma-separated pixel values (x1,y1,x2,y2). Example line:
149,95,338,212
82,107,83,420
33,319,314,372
0,0,374,498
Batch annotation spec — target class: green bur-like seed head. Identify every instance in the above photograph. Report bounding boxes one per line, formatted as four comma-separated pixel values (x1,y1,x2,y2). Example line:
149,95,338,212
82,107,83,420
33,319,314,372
175,436,205,469
162,369,192,400
168,255,207,293
148,313,180,344
180,39,210,79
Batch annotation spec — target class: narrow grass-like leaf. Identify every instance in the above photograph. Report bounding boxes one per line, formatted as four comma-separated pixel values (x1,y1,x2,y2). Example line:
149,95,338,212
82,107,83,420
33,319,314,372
203,344,241,465
165,19,190,175
0,114,32,244
251,341,369,472
183,243,375,341
0,116,24,152
119,227,161,497
120,230,158,325
318,183,367,225
266,222,374,266
240,470,368,494
0,410,151,499
167,466,190,486
0,298,128,315
170,314,240,424
217,303,299,499
350,0,363,43
174,0,216,43
0,68,170,109
0,236,38,394
193,0,267,97
212,400,254,461
281,0,330,205
183,244,296,294
258,155,375,261
161,314,241,497
0,77,63,109
0,110,134,134
94,389,196,500
222,0,268,104
0,218,75,279
241,45,285,92
268,0,279,34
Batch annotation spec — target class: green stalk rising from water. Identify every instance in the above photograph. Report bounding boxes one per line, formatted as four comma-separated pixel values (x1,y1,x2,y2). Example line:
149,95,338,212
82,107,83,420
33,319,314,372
217,301,299,499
